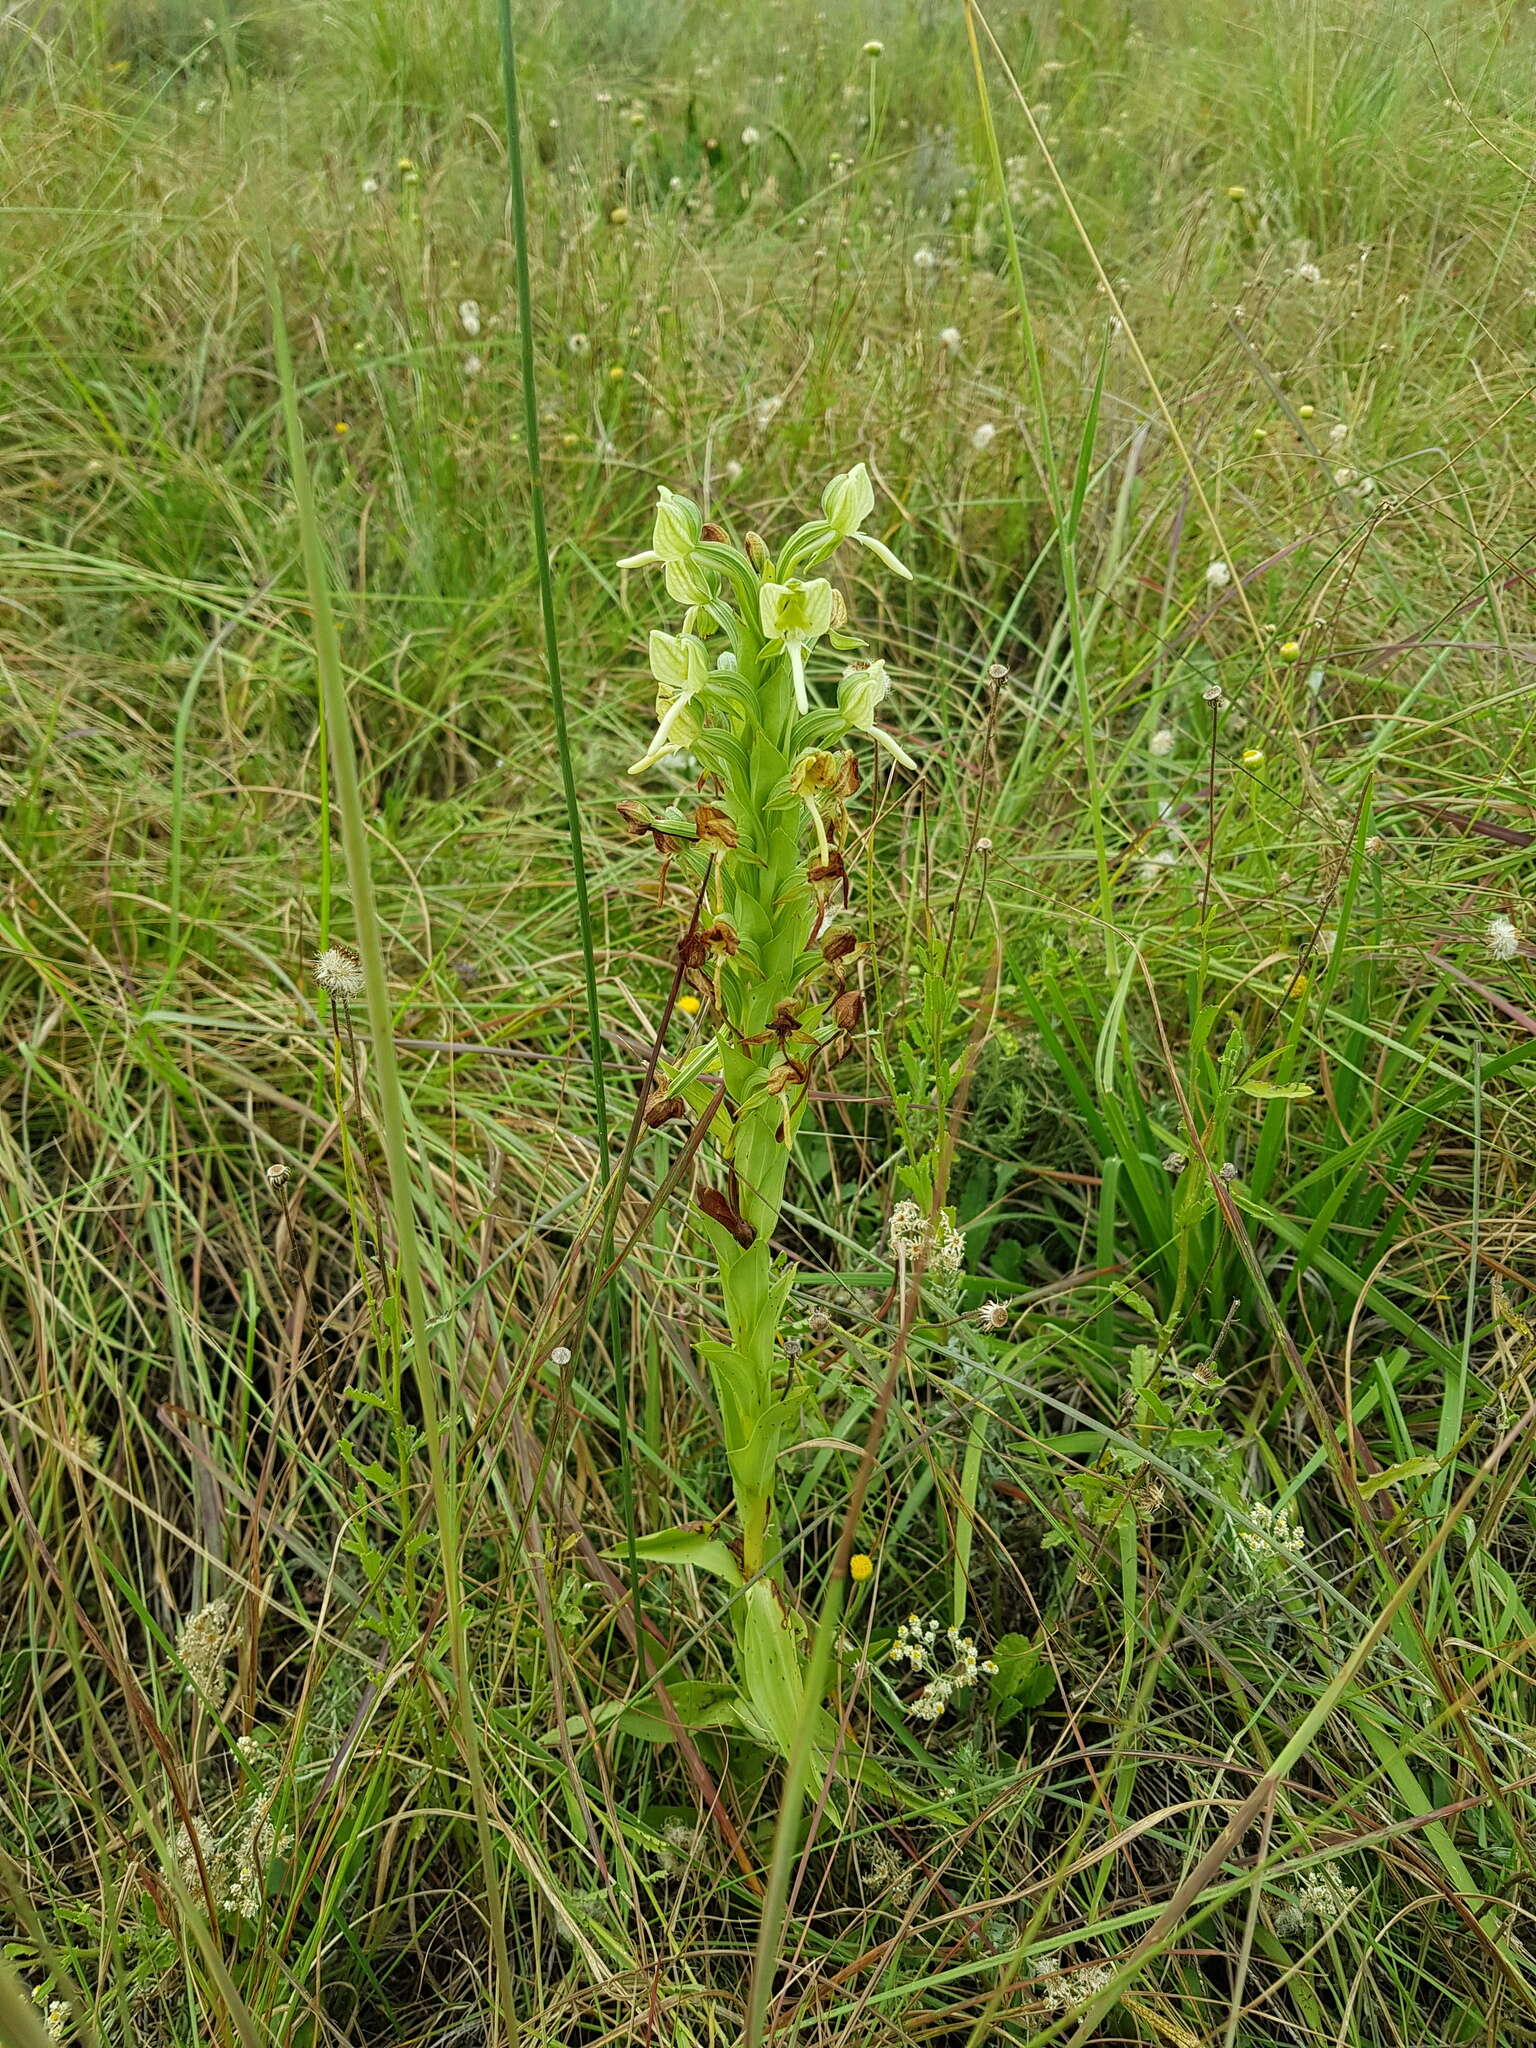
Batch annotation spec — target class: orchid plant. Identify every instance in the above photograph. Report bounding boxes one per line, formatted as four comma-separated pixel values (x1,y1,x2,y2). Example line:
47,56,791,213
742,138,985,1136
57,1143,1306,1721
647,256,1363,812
616,464,914,1761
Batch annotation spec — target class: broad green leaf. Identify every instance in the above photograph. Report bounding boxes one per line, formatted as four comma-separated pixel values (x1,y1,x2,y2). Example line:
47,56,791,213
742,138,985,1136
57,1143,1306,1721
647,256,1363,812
617,1682,741,1744
619,1528,742,1585
1238,1079,1316,1101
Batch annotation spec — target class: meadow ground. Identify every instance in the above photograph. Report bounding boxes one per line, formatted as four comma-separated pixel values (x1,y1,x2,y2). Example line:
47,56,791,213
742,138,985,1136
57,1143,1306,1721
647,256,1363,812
4,0,1536,2042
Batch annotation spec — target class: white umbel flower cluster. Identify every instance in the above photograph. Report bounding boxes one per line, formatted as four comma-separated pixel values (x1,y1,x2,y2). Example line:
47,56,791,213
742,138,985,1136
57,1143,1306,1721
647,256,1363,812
886,1201,966,1276
1038,1954,1116,2014
888,1614,997,1721
1275,1863,1359,1939
176,1598,234,1693
1232,1499,1306,1581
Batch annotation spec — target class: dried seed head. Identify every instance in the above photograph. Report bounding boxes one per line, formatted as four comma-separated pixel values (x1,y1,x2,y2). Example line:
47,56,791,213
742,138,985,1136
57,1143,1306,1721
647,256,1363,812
315,944,365,1004
264,1162,289,1194
977,1299,1009,1332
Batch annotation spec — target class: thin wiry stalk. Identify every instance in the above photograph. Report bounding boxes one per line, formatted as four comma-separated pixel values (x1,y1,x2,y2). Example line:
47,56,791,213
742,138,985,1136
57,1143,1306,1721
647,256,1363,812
266,257,519,2047
494,0,639,1606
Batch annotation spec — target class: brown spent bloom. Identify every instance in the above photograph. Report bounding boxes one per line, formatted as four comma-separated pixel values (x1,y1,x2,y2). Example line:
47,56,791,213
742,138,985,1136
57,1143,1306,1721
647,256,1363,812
643,1092,689,1128
694,802,738,848
696,1186,756,1248
829,988,864,1033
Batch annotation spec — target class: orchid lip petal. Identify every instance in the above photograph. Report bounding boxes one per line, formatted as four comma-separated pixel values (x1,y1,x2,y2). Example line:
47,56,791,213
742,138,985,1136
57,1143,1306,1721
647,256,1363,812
870,726,918,771
857,533,913,580
618,549,662,569
787,642,810,714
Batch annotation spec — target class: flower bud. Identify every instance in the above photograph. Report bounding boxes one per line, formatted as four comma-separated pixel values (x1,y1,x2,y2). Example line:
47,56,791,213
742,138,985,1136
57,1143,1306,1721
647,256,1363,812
744,531,772,571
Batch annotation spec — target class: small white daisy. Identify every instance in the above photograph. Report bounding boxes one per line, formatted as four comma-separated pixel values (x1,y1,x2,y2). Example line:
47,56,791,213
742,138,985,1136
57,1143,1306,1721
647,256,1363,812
1205,558,1232,589
1150,727,1175,756
938,325,962,350
970,421,998,451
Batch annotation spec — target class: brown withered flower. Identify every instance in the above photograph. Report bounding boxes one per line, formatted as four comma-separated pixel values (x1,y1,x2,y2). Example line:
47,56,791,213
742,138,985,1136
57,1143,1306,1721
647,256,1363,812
643,1092,690,1128
769,1000,802,1045
829,988,864,1034
694,803,739,849
696,1185,756,1248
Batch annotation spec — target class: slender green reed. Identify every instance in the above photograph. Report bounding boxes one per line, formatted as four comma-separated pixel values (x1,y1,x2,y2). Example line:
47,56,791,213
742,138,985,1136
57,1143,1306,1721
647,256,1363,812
266,256,518,2046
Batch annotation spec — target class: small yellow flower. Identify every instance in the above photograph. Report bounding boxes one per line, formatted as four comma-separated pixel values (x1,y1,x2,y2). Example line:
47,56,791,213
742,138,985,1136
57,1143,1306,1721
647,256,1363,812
1278,640,1302,662
1241,746,1265,766
333,421,349,436
608,364,626,382
560,432,580,447
849,1553,874,1583
1251,425,1268,442
609,205,629,225
677,994,701,1015
1288,971,1309,1000
1226,184,1247,200
1297,403,1315,419
397,156,414,170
